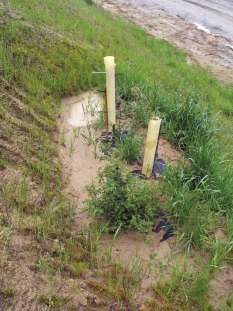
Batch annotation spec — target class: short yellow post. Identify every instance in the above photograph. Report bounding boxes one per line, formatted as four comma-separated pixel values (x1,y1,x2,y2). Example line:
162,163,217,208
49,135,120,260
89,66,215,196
104,56,116,130
142,118,162,178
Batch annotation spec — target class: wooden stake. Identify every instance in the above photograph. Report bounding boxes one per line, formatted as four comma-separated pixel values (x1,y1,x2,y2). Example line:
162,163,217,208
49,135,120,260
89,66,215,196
104,56,116,131
142,118,161,178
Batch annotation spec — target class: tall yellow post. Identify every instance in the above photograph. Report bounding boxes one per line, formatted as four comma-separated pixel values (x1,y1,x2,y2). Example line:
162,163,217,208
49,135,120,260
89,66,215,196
142,118,162,178
104,56,116,130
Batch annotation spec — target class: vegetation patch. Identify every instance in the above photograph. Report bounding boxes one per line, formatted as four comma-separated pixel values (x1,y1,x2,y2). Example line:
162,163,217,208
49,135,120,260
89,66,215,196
86,162,159,232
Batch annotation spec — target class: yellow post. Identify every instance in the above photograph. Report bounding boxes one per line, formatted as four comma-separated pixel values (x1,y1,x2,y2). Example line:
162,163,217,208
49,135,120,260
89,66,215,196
104,56,116,131
142,118,162,178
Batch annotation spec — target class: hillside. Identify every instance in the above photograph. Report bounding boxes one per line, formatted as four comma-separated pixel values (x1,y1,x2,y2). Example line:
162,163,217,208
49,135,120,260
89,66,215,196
0,0,233,310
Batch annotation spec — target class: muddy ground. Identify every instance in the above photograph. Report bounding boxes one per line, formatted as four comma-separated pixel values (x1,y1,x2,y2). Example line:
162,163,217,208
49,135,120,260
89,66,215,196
101,0,233,83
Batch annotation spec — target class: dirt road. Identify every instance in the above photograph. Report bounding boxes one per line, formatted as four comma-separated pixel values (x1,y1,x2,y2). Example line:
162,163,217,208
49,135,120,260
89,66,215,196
102,0,233,83
124,0,233,40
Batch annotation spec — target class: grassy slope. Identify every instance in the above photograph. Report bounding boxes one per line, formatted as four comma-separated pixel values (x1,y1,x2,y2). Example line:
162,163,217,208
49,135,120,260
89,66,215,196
0,0,233,310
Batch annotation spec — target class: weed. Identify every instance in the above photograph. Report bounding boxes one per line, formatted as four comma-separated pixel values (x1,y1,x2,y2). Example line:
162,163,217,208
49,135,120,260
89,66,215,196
95,111,105,129
88,258,143,305
162,96,212,151
1,178,29,212
149,266,213,311
39,294,68,308
161,165,215,247
34,196,74,240
209,239,233,268
36,256,54,274
66,261,87,277
55,224,105,271
81,125,99,158
115,129,143,164
1,287,16,299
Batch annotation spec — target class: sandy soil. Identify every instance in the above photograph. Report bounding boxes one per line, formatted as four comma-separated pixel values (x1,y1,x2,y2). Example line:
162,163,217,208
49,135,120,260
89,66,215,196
102,0,233,83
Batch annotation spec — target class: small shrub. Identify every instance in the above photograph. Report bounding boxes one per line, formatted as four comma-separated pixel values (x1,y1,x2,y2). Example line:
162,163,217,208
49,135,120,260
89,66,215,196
88,260,143,303
86,162,158,232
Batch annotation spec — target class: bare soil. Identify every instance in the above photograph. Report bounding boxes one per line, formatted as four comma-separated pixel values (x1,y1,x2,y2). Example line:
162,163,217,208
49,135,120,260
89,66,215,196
209,265,233,309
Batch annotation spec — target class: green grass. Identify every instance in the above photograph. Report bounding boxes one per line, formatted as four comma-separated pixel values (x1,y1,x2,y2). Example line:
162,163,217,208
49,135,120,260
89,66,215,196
0,0,233,309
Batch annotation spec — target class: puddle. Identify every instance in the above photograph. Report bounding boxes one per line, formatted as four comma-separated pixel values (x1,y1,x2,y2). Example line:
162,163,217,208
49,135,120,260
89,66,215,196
60,92,105,229
66,92,103,127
